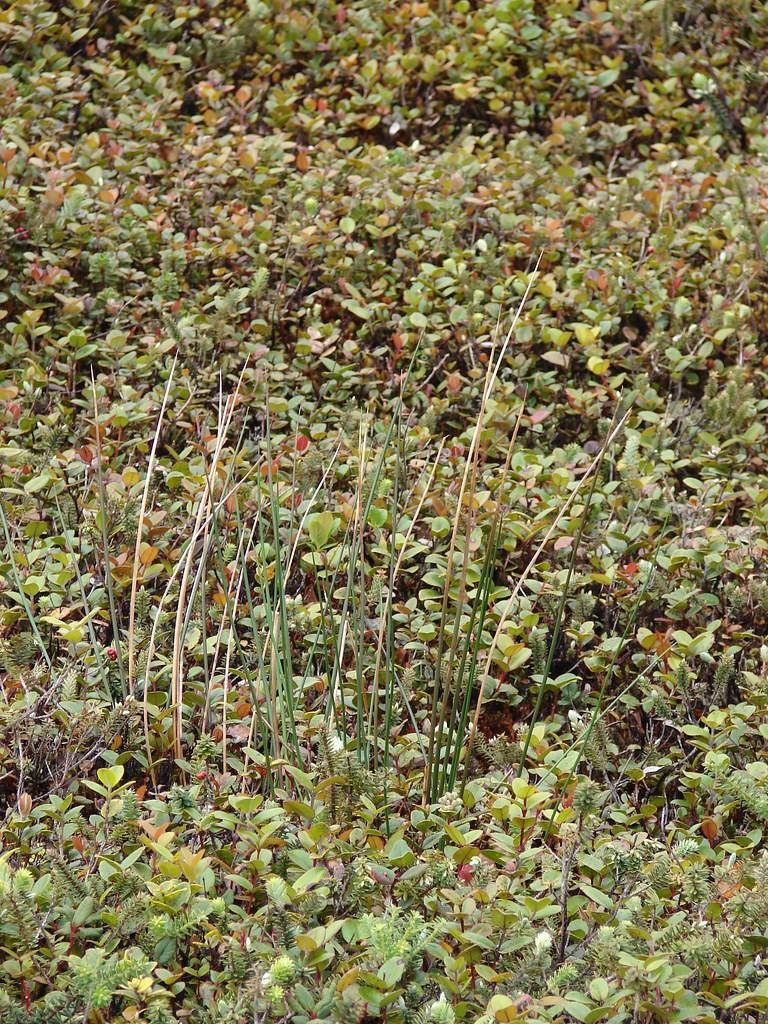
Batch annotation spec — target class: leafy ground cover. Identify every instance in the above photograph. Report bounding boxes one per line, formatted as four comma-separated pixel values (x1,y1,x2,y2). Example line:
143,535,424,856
3,0,768,1021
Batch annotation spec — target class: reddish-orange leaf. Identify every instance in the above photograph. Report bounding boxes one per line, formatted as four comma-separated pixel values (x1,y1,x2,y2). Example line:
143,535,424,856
528,408,550,425
701,817,719,844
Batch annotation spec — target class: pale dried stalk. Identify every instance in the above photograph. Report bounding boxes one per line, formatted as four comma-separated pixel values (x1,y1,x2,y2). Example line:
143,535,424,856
128,357,177,693
425,260,540,791
200,524,250,731
463,409,630,762
141,466,257,782
170,364,248,759
329,420,368,710
221,525,254,771
426,402,526,802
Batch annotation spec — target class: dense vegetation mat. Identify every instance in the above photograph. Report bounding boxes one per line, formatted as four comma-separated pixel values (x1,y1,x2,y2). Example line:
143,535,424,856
2,1,768,1021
